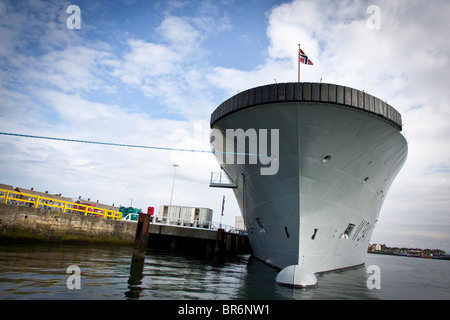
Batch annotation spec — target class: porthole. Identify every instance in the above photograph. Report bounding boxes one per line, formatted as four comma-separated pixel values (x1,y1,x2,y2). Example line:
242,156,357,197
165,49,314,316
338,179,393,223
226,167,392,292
321,154,332,163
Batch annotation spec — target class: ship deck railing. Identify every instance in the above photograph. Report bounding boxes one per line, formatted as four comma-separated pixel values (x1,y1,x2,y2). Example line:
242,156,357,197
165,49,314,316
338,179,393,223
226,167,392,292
209,171,237,188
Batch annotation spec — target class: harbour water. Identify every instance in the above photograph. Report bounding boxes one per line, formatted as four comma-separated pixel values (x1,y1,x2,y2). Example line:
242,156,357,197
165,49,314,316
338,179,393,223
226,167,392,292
0,243,449,300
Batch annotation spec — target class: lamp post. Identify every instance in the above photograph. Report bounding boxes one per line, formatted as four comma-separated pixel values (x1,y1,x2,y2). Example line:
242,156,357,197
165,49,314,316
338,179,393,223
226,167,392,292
167,164,179,224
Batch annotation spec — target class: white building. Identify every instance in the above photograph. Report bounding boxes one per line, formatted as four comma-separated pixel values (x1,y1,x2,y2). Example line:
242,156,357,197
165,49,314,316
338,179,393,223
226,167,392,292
158,205,213,227
235,216,245,230
371,244,382,251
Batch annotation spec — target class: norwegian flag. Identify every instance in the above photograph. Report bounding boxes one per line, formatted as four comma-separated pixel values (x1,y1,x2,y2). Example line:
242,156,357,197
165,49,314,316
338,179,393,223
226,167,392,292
299,48,313,65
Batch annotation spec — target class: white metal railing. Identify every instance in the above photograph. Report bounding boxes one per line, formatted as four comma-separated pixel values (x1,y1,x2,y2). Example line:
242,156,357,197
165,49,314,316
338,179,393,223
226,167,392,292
209,171,237,188
152,216,246,235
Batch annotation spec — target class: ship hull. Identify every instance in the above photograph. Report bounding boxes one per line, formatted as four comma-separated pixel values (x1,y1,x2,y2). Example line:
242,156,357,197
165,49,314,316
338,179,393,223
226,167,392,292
210,83,407,286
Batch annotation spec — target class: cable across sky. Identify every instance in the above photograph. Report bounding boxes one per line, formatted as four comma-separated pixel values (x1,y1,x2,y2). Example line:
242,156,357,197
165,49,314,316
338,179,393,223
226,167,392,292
0,131,215,153
0,131,260,156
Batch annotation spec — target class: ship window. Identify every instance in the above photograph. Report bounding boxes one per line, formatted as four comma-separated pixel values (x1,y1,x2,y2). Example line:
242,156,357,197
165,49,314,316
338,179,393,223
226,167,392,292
255,218,264,229
255,218,266,234
321,154,332,163
344,223,355,236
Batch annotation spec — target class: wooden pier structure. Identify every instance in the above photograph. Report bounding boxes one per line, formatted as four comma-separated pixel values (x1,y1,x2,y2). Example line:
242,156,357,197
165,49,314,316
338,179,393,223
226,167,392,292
135,214,251,256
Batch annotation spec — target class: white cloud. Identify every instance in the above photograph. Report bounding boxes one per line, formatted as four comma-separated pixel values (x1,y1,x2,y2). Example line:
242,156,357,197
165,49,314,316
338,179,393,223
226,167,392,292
157,15,200,47
109,14,222,119
208,59,293,95
112,39,178,86
27,46,115,94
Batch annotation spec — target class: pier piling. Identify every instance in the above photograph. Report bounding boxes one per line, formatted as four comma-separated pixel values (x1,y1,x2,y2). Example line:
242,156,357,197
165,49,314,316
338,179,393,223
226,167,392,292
135,213,150,249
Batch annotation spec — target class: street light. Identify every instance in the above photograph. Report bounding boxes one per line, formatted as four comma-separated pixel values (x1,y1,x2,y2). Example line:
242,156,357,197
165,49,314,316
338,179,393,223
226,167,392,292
167,164,179,224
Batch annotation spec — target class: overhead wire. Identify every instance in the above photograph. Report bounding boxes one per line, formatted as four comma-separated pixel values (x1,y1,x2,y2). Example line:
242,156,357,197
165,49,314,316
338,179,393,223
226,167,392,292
0,131,260,156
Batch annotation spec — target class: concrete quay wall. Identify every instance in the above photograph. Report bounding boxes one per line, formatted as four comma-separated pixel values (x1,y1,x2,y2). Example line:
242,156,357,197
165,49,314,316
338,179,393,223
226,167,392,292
0,204,251,256
0,203,137,244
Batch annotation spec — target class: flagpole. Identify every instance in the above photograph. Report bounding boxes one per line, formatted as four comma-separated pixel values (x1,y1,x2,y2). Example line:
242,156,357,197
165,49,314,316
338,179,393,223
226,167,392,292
220,195,225,228
298,43,301,82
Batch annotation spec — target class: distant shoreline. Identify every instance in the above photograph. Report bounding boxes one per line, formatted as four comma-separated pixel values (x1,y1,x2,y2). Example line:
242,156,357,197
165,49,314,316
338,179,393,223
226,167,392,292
367,250,450,260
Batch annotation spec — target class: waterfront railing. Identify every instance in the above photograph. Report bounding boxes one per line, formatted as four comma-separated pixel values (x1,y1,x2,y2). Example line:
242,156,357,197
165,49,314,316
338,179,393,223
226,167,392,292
153,216,247,235
1,189,248,232
0,188,122,220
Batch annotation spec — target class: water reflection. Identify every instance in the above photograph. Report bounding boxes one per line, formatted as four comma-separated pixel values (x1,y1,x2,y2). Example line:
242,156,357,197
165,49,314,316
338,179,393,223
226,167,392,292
125,249,146,299
123,249,379,300
236,257,379,300
4,243,443,300
130,248,250,300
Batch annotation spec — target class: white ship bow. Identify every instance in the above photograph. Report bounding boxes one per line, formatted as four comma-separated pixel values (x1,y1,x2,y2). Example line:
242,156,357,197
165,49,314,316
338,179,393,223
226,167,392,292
210,83,407,287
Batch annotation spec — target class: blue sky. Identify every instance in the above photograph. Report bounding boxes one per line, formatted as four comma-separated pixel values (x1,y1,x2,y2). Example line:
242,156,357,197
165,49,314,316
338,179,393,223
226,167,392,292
1,0,450,252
